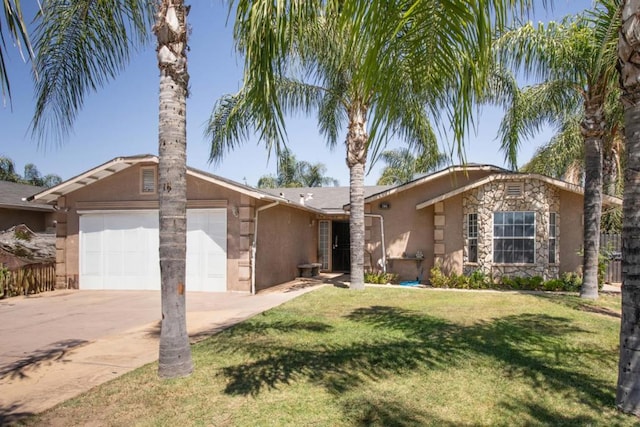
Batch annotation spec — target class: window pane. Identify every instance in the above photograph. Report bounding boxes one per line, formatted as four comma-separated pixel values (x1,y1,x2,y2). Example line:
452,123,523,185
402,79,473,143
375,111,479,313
525,212,535,224
514,225,524,237
469,242,477,263
525,224,535,236
514,212,524,225
506,212,515,225
494,212,504,225
495,224,504,237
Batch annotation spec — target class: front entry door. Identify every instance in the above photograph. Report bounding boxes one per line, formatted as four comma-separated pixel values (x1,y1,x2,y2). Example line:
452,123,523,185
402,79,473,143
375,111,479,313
332,221,351,272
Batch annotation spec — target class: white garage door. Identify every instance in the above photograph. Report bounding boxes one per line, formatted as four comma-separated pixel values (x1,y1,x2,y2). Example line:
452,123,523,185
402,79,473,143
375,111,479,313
79,209,227,292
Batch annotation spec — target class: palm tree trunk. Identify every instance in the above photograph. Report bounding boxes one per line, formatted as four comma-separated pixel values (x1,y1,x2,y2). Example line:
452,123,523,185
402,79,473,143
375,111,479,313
346,105,368,290
155,0,193,379
579,97,604,300
603,148,619,196
617,1,640,413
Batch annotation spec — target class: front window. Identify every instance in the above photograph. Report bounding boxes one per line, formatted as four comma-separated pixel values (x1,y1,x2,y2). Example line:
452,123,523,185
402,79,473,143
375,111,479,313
468,213,478,263
549,213,557,264
493,211,535,264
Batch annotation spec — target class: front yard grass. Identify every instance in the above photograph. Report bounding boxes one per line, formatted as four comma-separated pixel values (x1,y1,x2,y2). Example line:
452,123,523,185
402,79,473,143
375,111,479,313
27,287,634,426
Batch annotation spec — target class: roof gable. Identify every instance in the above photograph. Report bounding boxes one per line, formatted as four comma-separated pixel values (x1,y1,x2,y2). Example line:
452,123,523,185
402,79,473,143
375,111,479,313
415,172,622,210
27,155,326,215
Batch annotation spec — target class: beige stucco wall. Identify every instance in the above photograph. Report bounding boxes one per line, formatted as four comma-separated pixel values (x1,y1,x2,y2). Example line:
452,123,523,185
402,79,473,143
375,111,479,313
55,163,251,291
559,191,584,275
254,203,318,291
365,169,493,282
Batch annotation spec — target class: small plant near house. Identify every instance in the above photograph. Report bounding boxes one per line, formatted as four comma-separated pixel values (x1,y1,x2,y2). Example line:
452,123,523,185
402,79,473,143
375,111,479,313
13,227,32,241
364,271,398,284
498,275,544,291
429,263,452,288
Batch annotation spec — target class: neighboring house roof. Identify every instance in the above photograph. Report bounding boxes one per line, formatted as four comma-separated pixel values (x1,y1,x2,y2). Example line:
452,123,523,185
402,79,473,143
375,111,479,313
264,185,393,214
0,180,52,212
27,155,327,215
414,172,623,210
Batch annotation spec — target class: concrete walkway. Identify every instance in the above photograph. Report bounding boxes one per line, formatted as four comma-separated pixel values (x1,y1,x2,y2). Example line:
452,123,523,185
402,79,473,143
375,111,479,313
0,279,324,421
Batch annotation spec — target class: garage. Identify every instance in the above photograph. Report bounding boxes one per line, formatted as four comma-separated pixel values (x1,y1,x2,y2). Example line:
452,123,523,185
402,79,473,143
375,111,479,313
79,209,227,292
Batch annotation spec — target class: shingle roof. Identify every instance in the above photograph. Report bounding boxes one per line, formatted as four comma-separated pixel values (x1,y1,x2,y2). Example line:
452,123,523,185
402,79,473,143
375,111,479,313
263,186,393,212
0,181,52,212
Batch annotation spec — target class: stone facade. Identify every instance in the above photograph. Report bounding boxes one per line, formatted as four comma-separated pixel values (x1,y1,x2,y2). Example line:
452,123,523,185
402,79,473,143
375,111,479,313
462,179,560,281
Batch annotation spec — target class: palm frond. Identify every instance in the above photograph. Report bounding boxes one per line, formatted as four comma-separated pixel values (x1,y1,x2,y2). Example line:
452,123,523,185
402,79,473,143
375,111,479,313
0,0,33,103
205,77,326,164
31,0,153,143
497,79,580,169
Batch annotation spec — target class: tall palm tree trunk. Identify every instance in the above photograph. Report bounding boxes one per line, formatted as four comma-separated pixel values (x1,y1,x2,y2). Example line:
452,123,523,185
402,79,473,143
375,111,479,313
580,97,605,300
155,0,193,379
617,1,640,414
346,105,368,290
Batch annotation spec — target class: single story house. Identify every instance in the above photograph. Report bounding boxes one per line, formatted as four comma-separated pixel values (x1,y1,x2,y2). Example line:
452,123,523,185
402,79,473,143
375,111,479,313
0,180,54,232
27,157,621,292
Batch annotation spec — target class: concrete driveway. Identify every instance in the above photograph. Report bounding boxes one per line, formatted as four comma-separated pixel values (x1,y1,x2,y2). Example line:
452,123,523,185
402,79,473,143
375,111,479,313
0,281,324,421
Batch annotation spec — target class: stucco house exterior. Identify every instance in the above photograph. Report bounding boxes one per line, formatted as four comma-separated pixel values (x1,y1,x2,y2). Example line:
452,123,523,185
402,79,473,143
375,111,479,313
27,157,621,292
0,181,54,232
359,165,621,282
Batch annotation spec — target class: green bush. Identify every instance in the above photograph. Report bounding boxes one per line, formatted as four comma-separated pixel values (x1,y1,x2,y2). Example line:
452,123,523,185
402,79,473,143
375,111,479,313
429,263,451,288
364,271,398,284
427,265,589,294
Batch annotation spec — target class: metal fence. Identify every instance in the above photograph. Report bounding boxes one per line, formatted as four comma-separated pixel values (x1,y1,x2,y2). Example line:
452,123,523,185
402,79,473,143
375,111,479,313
601,233,622,284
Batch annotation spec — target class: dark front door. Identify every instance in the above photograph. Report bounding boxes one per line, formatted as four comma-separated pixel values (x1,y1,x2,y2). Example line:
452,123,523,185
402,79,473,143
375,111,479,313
332,221,350,272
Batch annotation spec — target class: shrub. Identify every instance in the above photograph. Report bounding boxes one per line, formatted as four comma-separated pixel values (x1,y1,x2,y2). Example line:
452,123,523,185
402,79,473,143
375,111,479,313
560,272,582,292
364,271,398,285
429,263,451,288
468,270,491,289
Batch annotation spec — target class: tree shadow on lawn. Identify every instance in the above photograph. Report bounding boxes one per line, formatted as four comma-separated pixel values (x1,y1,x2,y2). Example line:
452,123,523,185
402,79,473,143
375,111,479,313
215,306,615,416
532,293,621,319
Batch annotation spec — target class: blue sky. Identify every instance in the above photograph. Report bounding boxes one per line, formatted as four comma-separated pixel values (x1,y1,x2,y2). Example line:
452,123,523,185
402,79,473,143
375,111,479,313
0,0,590,187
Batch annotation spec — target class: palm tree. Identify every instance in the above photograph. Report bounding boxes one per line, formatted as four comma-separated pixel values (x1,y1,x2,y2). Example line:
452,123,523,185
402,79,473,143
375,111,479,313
257,148,338,188
494,2,620,299
216,0,526,290
208,5,437,290
32,0,192,378
377,147,447,185
616,0,640,415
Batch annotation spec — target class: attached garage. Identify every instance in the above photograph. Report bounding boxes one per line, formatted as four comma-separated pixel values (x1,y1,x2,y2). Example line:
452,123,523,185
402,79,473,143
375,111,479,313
79,209,227,292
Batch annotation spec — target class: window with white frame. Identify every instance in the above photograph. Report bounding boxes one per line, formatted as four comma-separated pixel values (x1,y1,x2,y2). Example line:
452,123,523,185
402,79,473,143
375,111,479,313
493,211,535,264
468,213,478,263
318,220,330,270
141,167,156,194
549,213,557,264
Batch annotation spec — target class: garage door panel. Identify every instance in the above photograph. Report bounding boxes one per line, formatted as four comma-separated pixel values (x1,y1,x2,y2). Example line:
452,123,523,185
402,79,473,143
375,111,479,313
80,209,226,292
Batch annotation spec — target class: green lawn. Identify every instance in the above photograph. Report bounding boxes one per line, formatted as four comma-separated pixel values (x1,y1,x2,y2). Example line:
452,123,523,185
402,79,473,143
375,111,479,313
27,287,636,426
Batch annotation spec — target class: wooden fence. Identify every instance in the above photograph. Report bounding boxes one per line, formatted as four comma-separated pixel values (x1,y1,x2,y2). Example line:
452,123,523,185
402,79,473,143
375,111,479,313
0,262,56,299
601,233,622,284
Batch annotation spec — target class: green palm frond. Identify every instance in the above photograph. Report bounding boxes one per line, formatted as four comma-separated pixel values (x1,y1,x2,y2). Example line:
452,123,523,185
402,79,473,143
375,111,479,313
498,79,581,169
0,0,33,103
31,0,153,143
205,77,326,164
521,114,583,180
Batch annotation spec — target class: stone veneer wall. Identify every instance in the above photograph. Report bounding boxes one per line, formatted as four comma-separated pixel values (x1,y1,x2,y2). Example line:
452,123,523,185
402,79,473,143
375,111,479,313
462,179,560,281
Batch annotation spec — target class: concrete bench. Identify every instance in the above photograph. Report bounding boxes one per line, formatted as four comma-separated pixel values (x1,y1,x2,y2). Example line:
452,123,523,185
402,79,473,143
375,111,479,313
297,263,322,278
